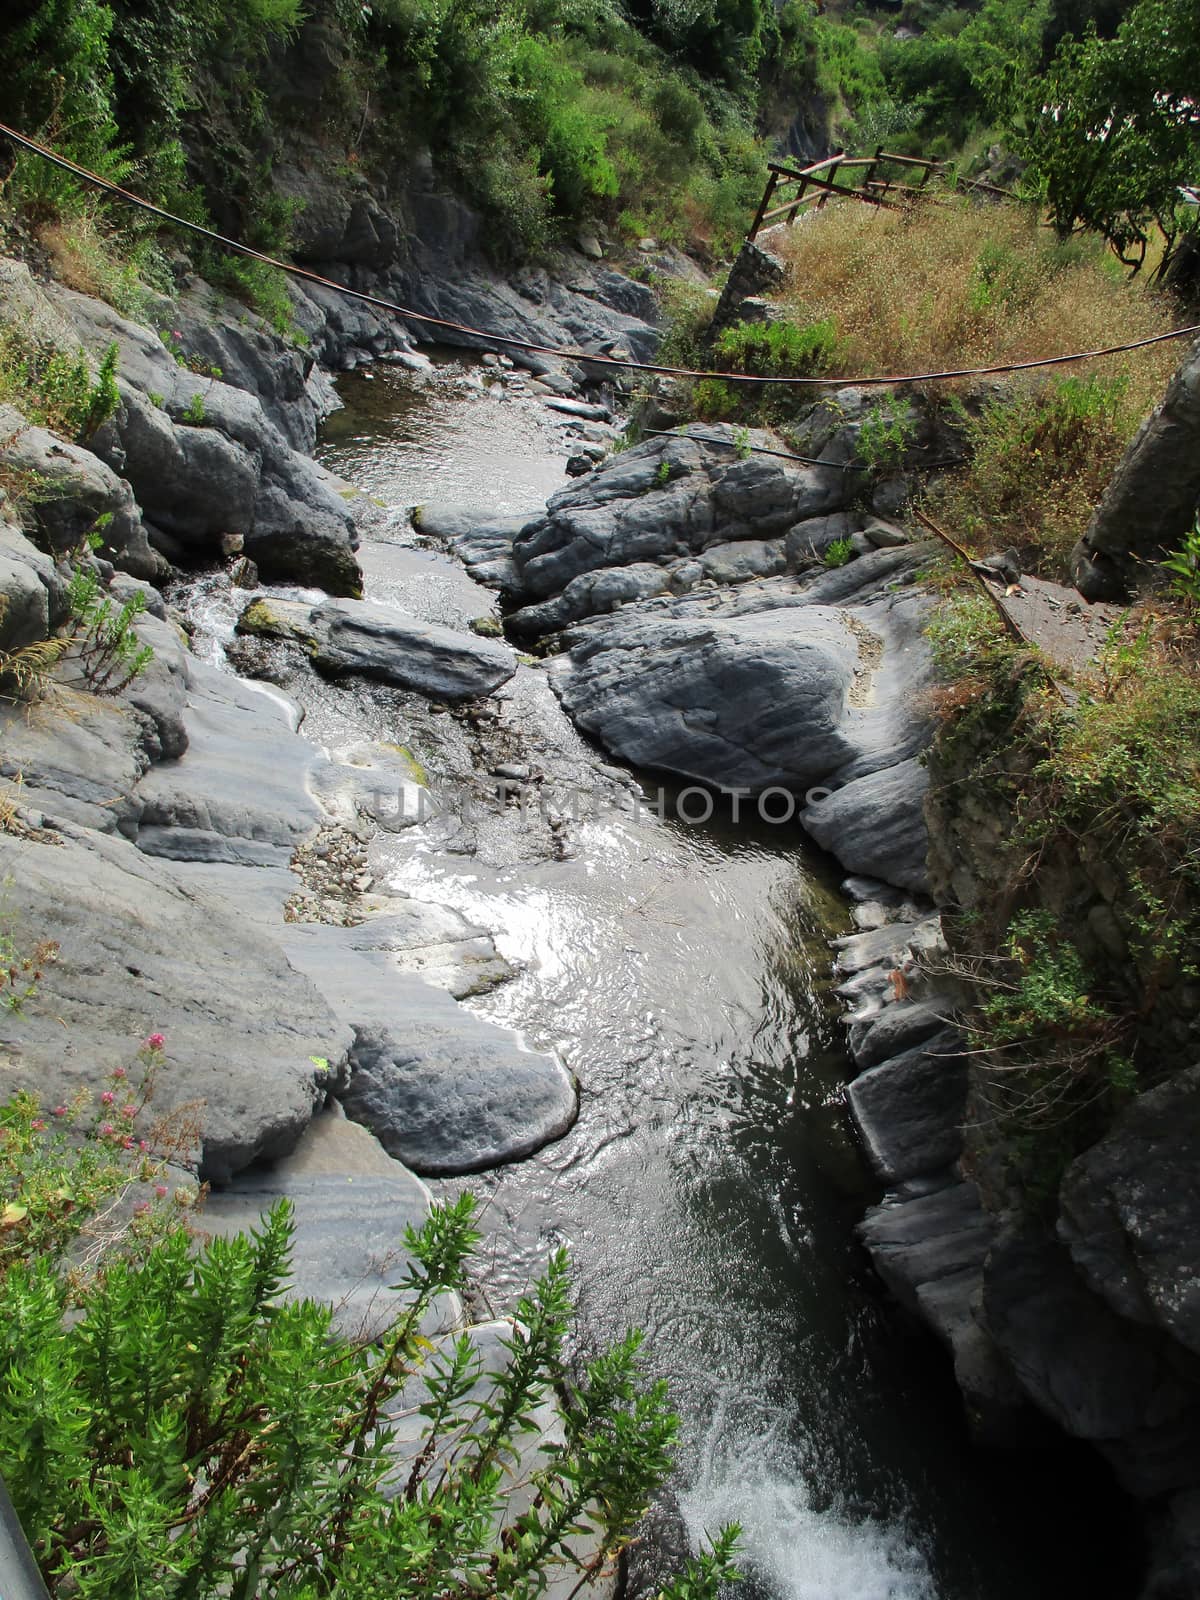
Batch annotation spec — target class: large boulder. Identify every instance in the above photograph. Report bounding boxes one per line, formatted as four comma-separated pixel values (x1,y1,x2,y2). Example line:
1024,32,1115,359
0,523,68,651
237,594,517,701
510,430,847,610
1071,335,1200,600
803,757,931,896
845,1027,967,1183
982,1226,1200,1497
0,403,162,580
1058,1064,1200,1359
40,283,362,595
0,819,347,1184
133,664,323,866
201,1110,459,1342
283,924,579,1175
555,606,861,791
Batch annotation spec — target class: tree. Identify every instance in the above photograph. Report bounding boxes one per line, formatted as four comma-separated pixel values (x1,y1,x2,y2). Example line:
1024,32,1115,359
956,0,1052,124
0,1081,739,1599
1024,0,1200,272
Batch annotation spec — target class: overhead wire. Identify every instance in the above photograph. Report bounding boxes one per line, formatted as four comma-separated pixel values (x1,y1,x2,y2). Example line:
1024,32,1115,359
1,119,1198,391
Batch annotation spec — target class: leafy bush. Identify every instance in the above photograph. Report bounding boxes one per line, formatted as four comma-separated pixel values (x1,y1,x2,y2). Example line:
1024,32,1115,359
715,315,844,378
1024,0,1200,274
931,372,1144,576
857,399,915,472
823,536,855,568
0,332,121,444
67,568,154,693
1163,517,1200,608
0,0,129,214
0,1088,740,1600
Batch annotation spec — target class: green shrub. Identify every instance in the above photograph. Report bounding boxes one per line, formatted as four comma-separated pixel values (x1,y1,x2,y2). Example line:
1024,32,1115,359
693,377,738,420
67,568,154,694
857,399,916,472
823,535,855,568
716,315,844,378
0,0,129,214
1163,517,1200,608
0,1088,740,1600
931,372,1139,576
0,333,121,444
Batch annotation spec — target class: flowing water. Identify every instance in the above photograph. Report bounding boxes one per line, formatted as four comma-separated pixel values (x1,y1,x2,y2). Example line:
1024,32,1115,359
219,360,1140,1599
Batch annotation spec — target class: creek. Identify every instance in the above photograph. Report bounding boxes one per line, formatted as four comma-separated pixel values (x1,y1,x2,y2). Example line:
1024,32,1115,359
192,358,1139,1600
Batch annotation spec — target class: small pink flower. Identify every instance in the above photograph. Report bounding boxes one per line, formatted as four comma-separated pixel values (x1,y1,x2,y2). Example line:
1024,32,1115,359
120,1104,137,1120
51,1105,67,1117
99,1122,114,1137
133,1201,150,1216
30,1119,46,1132
121,1136,134,1150
154,1184,168,1199
137,1139,148,1152
147,1033,165,1051
101,1090,115,1106
112,1066,127,1081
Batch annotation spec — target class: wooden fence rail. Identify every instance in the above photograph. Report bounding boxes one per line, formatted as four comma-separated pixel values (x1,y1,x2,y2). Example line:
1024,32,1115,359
747,147,946,241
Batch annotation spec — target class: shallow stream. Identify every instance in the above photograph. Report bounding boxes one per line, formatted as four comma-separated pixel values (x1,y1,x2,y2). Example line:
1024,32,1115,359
203,360,1139,1600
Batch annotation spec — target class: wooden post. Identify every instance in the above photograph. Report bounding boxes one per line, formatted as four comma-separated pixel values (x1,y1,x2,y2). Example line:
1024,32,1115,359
785,176,809,226
817,156,841,210
862,143,883,195
748,169,779,241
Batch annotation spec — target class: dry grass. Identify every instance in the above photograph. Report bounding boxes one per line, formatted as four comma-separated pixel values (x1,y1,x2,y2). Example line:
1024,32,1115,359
764,193,1189,578
770,193,1179,388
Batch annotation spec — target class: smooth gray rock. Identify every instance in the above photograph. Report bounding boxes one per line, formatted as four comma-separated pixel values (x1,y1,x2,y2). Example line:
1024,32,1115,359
283,925,578,1175
45,274,319,453
201,1110,458,1342
0,403,161,580
859,1181,992,1313
803,757,931,895
0,524,66,650
784,511,863,566
846,1026,966,1182
105,609,190,764
0,683,149,835
47,289,362,595
0,821,346,1183
134,663,321,865
1059,1064,1200,1358
509,431,846,612
832,915,939,976
509,563,672,636
413,505,530,582
849,996,953,1071
555,606,860,791
311,599,516,699
237,593,517,700
1071,334,1200,600
983,1226,1200,1496
700,537,788,584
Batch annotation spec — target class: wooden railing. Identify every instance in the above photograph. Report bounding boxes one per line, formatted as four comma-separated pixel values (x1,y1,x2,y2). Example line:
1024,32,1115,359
746,150,1025,242
747,148,945,241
